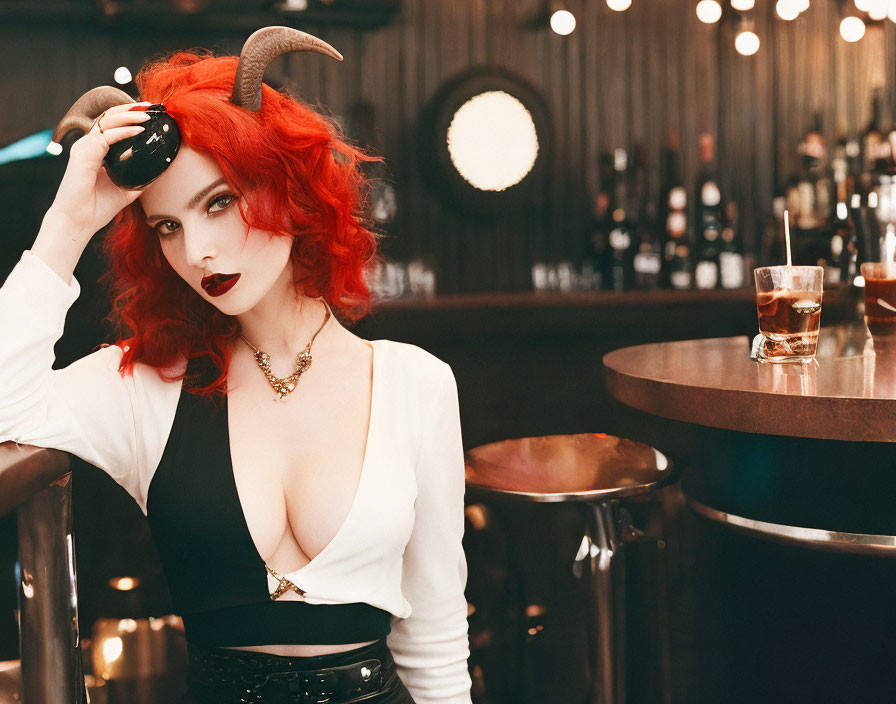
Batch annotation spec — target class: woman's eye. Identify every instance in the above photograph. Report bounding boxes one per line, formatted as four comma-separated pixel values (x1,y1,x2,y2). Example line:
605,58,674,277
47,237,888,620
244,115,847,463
157,220,180,236
209,194,236,212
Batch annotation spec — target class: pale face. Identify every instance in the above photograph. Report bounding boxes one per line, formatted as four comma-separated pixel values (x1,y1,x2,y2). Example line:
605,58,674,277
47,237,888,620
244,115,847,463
139,145,294,316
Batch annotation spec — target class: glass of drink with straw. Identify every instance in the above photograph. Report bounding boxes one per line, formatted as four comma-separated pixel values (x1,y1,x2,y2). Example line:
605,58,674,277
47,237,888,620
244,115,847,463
751,211,824,363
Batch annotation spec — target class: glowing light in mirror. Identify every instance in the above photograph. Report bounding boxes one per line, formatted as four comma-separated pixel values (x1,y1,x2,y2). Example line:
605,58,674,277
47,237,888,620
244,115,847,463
735,30,760,55
446,91,539,192
840,16,866,42
606,0,632,11
696,0,723,23
855,0,871,10
731,0,755,9
550,10,576,34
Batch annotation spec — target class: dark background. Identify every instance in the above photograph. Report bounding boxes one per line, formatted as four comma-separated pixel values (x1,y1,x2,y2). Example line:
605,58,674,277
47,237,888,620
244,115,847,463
1,1,895,702
1,0,894,293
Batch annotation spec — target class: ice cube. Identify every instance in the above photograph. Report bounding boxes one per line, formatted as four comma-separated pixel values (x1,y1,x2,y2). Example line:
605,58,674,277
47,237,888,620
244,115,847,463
791,299,820,315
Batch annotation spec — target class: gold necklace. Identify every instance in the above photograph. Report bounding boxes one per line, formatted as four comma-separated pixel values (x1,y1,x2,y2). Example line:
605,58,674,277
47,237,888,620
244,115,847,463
239,299,331,401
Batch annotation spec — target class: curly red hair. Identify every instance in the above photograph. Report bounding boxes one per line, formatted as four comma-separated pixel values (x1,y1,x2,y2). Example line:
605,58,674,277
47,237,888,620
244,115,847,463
100,50,381,396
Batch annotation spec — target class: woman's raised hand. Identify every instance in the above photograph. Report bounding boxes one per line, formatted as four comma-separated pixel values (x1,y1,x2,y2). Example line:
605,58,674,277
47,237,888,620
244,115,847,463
46,102,153,242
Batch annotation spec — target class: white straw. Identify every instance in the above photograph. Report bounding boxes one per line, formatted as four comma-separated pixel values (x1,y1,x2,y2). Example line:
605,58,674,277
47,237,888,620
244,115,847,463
784,209,793,267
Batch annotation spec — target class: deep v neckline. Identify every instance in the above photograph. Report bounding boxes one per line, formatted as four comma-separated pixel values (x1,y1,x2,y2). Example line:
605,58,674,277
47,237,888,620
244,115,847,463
224,339,380,580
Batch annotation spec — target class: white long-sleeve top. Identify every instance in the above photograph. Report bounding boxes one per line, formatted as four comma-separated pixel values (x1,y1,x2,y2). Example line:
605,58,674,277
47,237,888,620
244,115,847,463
0,249,472,704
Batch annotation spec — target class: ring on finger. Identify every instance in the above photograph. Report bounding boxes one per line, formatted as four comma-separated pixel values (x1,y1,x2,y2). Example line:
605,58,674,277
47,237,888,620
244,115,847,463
96,110,108,134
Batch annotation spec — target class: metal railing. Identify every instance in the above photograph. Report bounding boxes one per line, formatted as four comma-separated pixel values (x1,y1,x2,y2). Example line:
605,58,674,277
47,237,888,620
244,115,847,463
1,441,87,704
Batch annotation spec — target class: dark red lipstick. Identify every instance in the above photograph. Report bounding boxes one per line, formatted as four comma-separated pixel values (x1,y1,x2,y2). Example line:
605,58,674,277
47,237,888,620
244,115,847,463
201,273,240,297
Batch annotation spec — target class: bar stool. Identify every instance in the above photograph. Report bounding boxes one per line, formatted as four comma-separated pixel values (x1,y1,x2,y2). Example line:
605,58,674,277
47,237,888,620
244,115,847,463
464,432,675,704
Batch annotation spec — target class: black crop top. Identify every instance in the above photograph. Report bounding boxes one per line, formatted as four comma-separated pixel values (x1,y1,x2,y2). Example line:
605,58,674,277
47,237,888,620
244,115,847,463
145,356,391,646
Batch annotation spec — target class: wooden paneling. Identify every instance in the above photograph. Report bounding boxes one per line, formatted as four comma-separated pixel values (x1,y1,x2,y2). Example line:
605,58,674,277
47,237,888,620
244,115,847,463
1,1,894,294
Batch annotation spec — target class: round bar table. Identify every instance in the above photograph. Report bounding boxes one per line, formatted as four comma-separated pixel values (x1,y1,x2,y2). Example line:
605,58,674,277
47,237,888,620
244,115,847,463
602,322,896,702
603,322,896,549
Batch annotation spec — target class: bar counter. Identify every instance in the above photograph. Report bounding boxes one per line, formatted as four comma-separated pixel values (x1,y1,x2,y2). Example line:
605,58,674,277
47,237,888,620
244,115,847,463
358,284,859,343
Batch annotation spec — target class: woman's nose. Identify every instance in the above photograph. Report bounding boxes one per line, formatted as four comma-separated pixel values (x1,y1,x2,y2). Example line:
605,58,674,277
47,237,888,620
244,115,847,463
182,221,218,270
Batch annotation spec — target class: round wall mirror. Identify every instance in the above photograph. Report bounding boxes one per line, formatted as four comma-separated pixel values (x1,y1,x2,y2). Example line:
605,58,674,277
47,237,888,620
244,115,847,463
420,68,551,217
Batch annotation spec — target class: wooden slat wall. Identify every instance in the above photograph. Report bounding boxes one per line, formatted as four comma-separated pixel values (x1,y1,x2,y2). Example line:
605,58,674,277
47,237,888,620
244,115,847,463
1,1,894,294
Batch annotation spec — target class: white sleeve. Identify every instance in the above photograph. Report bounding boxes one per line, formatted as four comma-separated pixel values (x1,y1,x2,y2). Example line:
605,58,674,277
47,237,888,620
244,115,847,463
0,250,177,515
387,361,472,704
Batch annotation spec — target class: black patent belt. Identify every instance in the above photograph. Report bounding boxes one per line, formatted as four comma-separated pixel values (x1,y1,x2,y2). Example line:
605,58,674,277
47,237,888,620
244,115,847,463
186,641,394,704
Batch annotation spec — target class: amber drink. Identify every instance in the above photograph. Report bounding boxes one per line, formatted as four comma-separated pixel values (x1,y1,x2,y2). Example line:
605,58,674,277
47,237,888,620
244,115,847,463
752,266,823,363
861,262,896,351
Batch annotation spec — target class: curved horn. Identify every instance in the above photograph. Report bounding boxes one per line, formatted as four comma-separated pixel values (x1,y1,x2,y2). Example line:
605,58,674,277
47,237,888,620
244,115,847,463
230,26,343,112
51,86,136,145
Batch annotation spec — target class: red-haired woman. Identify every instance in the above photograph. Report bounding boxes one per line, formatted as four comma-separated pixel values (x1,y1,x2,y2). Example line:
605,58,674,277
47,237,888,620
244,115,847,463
0,27,471,704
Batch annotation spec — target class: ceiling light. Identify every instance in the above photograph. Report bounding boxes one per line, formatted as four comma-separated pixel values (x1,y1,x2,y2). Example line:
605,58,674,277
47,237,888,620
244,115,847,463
840,15,866,41
550,10,576,35
731,0,755,9
867,0,888,19
113,66,132,85
696,0,723,23
606,0,632,10
776,0,800,20
735,30,760,55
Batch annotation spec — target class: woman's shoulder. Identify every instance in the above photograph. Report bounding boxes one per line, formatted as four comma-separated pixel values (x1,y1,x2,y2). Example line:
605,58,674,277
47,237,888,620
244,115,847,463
373,338,451,376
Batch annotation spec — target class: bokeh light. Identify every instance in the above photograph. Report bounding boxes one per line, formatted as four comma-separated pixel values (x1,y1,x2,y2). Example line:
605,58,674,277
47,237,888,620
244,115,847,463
550,10,576,35
776,0,800,20
696,0,723,23
840,16,866,42
735,30,760,55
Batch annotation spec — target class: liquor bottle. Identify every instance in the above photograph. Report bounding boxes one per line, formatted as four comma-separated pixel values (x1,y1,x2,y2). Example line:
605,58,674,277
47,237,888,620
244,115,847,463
694,133,721,289
607,148,636,291
862,87,884,173
669,243,693,290
794,118,830,231
660,130,689,288
863,88,885,183
629,145,661,289
827,133,852,285
346,101,398,225
634,201,662,289
828,202,849,286
582,153,618,291
760,196,787,266
842,193,868,284
718,201,745,289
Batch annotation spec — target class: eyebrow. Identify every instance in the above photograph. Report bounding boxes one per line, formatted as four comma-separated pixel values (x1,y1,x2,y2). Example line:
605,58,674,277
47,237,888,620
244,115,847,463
144,177,229,223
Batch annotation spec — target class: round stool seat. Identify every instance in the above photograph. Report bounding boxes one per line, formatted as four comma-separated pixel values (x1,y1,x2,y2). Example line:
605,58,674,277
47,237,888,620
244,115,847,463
464,432,672,502
464,432,674,704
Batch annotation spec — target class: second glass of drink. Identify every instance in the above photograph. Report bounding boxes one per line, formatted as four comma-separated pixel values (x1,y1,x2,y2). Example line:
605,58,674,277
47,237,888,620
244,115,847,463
752,265,823,363
861,262,896,352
